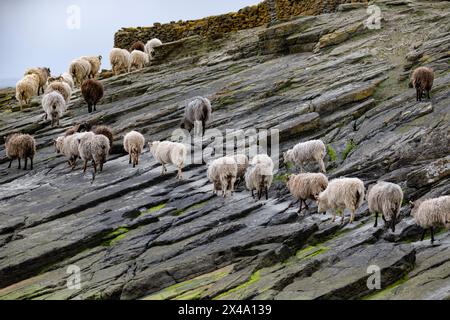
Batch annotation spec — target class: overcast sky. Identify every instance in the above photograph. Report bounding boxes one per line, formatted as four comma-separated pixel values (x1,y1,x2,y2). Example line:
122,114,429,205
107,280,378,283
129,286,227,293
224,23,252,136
0,0,261,87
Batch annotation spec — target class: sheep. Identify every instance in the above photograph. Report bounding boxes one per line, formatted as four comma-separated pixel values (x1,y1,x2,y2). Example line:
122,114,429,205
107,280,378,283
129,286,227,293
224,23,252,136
234,154,249,185
367,181,404,232
129,50,149,71
245,154,274,200
123,131,145,168
81,79,104,113
145,38,163,59
207,156,238,198
109,48,130,75
77,132,110,174
180,96,212,136
61,72,75,90
69,59,91,87
412,196,450,244
65,123,84,136
15,74,40,108
130,41,145,52
4,133,36,170
149,141,187,179
46,79,72,103
317,177,365,224
283,139,326,173
41,91,66,127
287,173,329,215
81,55,102,79
411,66,434,102
91,125,113,149
55,132,86,169
24,67,51,95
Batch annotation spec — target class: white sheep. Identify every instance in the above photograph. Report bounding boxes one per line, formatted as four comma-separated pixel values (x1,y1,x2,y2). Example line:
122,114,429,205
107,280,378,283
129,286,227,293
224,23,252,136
78,132,110,174
245,154,274,201
129,50,149,71
207,156,238,198
24,67,51,95
284,139,327,173
42,91,66,127
69,59,91,87
367,181,404,232
15,74,40,108
149,141,187,180
80,55,102,79
317,177,365,224
61,72,75,90
109,48,130,75
287,173,329,215
412,196,450,244
55,132,86,169
123,131,145,168
180,96,212,136
145,38,163,59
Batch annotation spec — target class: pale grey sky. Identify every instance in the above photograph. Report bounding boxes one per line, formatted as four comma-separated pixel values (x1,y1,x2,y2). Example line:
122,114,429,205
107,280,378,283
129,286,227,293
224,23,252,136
0,0,261,87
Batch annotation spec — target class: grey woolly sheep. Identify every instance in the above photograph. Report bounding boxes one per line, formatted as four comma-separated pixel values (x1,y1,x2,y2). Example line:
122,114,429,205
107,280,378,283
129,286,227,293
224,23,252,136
207,156,238,198
367,181,403,232
287,173,329,215
245,154,274,201
4,133,36,170
24,67,51,95
77,132,110,174
411,66,434,102
15,74,40,108
233,154,249,184
149,141,187,179
81,79,104,113
81,55,102,79
180,96,212,136
317,177,365,224
412,196,450,244
284,139,326,173
55,132,86,169
124,131,145,168
42,91,67,127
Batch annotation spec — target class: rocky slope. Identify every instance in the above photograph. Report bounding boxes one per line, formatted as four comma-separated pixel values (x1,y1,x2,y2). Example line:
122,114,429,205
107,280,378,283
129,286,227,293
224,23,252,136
0,0,449,300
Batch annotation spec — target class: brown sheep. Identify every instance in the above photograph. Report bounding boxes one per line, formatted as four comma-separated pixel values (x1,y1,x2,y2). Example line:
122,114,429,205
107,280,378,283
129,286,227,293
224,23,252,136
130,41,145,52
4,133,36,170
81,79,104,113
411,67,434,102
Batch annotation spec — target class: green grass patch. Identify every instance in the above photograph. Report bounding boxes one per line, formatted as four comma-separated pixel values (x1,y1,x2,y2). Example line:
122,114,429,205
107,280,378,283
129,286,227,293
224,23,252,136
327,145,337,162
295,245,329,260
274,173,290,184
174,200,209,216
342,140,357,160
362,274,409,300
140,203,167,216
213,271,261,300
101,227,129,247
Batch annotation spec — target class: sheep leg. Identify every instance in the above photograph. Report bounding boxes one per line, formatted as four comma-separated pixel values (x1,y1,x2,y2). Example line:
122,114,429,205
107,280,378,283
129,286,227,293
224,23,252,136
391,218,396,233
258,189,262,200
430,227,435,244
332,211,336,223
318,159,326,173
94,104,97,112
304,200,309,210
83,160,88,173
92,161,97,174
374,212,378,228
129,154,132,164
202,120,206,136
251,189,254,199
265,187,269,200
177,167,183,180
88,104,93,113
8,159,12,168
427,91,431,100
24,157,28,170
416,88,420,102
30,157,33,170
298,200,303,215
17,158,21,170
349,210,355,224
420,228,427,241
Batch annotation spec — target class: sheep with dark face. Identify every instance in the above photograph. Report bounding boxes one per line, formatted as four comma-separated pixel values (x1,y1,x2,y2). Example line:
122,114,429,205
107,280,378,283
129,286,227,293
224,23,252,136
180,96,212,136
24,67,51,95
80,55,102,79
4,133,36,170
81,79,104,113
411,66,434,102
145,38,162,59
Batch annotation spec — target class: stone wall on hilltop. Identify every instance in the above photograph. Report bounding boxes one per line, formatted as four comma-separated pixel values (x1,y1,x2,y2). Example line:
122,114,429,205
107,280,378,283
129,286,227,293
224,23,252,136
114,0,368,49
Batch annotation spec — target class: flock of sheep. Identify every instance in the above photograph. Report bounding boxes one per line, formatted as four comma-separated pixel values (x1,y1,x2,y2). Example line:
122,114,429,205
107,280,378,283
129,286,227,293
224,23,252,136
5,35,449,246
